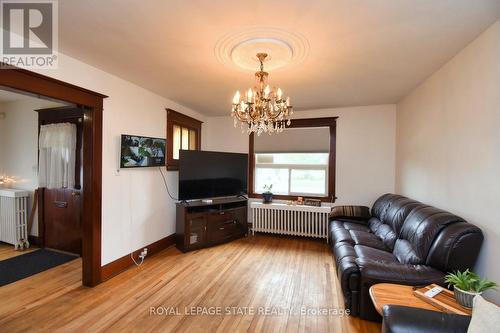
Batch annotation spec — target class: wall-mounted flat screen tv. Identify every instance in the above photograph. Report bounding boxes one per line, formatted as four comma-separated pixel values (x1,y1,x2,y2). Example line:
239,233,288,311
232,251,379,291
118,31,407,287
120,134,166,168
179,150,248,200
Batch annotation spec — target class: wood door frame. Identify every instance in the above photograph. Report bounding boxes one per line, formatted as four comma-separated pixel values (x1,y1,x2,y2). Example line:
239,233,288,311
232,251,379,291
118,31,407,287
248,117,338,203
0,65,107,287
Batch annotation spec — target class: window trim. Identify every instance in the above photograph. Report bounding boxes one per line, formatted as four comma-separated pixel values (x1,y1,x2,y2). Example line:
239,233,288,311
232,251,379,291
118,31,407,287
166,108,203,171
248,117,337,202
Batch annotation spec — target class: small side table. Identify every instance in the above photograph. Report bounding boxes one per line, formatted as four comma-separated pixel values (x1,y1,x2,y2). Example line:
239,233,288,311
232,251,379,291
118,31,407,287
369,283,472,316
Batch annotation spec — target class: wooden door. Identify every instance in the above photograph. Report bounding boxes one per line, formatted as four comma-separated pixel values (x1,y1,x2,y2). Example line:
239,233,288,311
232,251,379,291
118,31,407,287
38,107,84,255
43,188,82,254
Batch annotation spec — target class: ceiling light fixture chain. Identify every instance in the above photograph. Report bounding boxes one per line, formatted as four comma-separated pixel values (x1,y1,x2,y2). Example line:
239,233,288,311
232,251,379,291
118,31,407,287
231,53,293,135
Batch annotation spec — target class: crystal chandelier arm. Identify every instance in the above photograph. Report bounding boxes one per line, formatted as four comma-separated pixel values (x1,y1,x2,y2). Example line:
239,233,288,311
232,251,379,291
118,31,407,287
238,110,251,122
266,101,287,119
232,104,249,122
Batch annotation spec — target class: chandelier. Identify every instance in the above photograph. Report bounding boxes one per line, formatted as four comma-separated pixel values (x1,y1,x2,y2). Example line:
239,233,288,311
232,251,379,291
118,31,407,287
231,53,293,135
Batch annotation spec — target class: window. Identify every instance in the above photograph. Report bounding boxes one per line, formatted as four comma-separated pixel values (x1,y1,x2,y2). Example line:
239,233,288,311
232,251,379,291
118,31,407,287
166,109,202,170
172,125,197,159
249,117,337,202
254,153,329,196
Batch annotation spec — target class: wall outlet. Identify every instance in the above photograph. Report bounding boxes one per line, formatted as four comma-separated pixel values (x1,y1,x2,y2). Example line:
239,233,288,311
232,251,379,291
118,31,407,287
139,248,148,260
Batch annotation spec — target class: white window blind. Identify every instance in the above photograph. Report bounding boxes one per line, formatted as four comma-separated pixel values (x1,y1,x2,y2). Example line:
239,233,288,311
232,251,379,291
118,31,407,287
254,127,330,153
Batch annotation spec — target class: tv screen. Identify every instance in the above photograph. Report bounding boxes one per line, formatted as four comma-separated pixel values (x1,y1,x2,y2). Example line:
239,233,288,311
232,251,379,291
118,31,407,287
179,150,248,200
120,134,166,168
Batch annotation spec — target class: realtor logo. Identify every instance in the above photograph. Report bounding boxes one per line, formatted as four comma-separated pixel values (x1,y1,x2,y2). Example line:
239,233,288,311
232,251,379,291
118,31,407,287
1,0,58,69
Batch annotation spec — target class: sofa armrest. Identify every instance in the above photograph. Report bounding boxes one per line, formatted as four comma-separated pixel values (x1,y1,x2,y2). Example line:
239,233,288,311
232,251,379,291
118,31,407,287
382,305,470,333
356,259,445,286
330,205,371,222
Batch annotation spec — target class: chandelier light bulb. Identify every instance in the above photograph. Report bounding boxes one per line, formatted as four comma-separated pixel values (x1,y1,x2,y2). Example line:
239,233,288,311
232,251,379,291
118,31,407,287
264,85,271,98
233,91,240,104
247,88,253,102
286,96,290,106
277,88,283,100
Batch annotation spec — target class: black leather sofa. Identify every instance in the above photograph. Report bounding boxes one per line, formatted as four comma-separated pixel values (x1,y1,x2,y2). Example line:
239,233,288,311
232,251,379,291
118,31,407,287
382,305,471,333
330,193,483,320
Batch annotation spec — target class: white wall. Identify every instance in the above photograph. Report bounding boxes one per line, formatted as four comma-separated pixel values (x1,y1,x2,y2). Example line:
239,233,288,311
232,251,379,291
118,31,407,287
396,20,500,301
32,53,207,265
0,98,64,236
205,105,396,207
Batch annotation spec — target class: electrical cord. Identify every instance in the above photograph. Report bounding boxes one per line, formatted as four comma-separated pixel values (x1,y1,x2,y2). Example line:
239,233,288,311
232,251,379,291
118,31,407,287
130,252,144,266
159,167,178,201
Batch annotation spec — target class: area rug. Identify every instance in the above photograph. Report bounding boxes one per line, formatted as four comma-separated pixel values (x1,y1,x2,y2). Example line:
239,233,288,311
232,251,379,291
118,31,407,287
0,249,78,287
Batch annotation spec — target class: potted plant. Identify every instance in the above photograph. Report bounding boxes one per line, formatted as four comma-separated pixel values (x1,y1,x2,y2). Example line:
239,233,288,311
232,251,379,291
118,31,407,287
444,269,498,308
262,184,273,203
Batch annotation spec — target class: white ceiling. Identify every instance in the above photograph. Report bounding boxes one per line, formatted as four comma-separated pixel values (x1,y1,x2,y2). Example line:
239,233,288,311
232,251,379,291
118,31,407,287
58,0,500,116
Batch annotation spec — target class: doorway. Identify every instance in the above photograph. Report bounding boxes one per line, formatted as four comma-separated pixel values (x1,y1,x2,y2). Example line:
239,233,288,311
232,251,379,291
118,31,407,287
0,66,106,286
0,91,82,286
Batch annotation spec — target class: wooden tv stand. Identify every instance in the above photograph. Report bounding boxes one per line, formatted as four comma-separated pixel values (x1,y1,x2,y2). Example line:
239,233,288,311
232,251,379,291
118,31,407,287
175,197,248,252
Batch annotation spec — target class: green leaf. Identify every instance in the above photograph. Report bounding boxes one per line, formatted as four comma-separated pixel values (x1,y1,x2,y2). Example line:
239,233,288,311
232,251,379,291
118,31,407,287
445,269,497,292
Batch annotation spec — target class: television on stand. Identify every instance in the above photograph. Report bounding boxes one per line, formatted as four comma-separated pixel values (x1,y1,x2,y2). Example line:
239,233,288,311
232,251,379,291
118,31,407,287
176,150,249,252
178,150,248,201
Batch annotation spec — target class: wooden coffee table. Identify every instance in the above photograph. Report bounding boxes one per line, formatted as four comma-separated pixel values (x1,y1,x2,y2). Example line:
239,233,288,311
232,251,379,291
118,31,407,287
369,283,472,316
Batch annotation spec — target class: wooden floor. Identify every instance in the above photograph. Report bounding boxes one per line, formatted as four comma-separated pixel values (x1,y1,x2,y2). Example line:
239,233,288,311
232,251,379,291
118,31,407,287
0,242,38,261
0,235,380,333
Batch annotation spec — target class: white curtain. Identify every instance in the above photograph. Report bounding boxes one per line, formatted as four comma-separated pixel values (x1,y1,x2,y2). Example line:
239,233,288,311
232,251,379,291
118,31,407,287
38,123,77,189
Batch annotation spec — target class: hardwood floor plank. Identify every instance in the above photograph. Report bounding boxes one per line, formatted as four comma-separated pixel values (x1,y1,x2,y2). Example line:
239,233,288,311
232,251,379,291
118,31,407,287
0,235,380,333
0,242,38,260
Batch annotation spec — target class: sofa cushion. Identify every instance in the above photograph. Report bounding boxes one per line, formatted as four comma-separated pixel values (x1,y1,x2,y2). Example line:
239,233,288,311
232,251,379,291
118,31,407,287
330,224,354,245
383,197,423,235
354,245,398,263
343,222,370,232
394,206,466,264
350,231,388,251
393,239,421,264
371,193,397,221
367,216,383,232
368,198,424,250
372,223,398,250
334,242,357,263
330,219,348,231
467,296,500,333
357,259,445,286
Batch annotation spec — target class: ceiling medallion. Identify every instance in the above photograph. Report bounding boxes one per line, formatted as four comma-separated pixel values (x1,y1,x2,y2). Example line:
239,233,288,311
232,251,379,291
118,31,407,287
231,53,293,135
215,27,309,72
